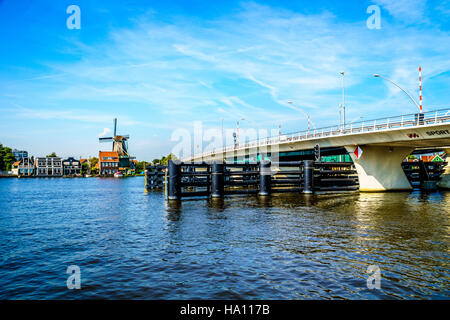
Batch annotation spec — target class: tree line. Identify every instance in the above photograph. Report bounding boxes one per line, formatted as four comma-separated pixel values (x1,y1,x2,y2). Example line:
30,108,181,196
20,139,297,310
0,144,178,174
134,153,177,173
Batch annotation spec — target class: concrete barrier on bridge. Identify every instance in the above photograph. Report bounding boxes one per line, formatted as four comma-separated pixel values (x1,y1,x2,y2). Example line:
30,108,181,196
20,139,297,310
438,148,450,189
345,145,414,192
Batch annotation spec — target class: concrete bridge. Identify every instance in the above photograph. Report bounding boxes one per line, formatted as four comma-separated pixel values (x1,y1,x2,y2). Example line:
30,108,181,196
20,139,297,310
188,108,450,191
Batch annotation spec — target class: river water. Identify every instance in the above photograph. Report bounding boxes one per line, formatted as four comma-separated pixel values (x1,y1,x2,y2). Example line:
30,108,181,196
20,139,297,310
0,177,448,299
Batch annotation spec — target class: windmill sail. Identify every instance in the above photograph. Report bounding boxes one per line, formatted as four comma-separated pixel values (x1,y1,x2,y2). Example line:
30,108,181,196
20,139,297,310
99,119,130,157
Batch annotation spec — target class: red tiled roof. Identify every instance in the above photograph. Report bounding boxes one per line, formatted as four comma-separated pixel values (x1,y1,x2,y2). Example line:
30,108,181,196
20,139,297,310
99,151,119,161
13,160,21,166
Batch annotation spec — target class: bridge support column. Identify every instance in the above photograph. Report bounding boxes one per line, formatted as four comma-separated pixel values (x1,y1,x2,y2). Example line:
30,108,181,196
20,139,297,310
438,148,450,189
345,145,414,192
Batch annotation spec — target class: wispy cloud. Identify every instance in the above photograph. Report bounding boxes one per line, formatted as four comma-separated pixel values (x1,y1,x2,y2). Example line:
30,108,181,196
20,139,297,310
375,0,427,23
9,106,140,126
25,2,448,124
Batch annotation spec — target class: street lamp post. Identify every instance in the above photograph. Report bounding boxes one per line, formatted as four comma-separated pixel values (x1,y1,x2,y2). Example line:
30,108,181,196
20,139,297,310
220,118,225,159
373,74,421,113
350,116,363,124
236,118,245,146
340,71,346,129
287,101,315,132
221,118,224,147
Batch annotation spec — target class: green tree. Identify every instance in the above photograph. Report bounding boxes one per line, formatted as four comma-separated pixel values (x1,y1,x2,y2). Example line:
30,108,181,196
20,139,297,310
135,161,148,172
160,153,177,165
150,153,177,166
0,143,4,170
0,144,16,171
89,157,99,175
47,152,57,157
81,162,89,175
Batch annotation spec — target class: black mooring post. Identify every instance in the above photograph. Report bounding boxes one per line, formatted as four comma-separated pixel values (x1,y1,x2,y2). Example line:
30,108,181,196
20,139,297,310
259,160,271,196
303,160,314,194
418,160,429,188
211,161,224,198
168,160,181,200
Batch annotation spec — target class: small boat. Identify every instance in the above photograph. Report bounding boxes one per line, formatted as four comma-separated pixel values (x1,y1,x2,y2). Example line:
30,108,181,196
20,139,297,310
114,171,123,178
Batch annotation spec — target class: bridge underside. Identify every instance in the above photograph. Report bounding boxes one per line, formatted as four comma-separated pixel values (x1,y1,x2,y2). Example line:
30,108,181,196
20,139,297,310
366,137,450,148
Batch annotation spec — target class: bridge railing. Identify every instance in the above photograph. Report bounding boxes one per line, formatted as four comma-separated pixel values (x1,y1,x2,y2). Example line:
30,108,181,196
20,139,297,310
194,108,450,159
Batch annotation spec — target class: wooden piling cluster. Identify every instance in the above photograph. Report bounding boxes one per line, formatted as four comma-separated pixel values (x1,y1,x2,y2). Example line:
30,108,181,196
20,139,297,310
401,161,447,188
146,160,448,196
150,160,359,200
146,165,167,190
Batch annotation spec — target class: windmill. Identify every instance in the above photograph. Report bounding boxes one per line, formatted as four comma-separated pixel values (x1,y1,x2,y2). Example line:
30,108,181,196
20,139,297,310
99,118,131,157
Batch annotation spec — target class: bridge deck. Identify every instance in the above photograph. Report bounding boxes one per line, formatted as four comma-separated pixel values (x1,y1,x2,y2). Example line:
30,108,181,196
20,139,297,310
190,108,450,161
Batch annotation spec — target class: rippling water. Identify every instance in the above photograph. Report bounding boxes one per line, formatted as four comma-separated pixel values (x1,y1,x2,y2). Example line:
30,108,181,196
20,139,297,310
0,177,448,299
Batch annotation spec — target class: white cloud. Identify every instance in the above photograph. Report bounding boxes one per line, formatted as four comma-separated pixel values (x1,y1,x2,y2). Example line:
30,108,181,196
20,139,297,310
98,128,111,137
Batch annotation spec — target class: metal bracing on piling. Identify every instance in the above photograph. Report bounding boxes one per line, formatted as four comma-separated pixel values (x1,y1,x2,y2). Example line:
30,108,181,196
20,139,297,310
154,160,359,200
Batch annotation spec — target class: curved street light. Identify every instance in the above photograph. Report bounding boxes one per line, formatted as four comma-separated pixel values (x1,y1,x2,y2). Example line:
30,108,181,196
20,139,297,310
373,74,421,112
350,116,363,124
236,118,245,146
287,101,316,131
340,71,346,129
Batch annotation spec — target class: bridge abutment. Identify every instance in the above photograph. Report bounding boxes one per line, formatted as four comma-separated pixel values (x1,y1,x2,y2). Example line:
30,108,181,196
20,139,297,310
345,145,414,192
438,148,450,189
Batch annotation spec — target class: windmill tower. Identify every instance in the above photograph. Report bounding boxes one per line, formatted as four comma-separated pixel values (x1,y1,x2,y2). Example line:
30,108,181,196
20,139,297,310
99,118,131,157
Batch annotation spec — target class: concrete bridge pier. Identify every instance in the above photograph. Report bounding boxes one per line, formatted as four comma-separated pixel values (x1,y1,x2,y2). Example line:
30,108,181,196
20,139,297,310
345,145,414,192
438,148,450,189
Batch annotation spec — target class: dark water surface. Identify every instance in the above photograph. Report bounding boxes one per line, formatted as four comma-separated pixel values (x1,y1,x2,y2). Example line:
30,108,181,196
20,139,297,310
0,177,448,299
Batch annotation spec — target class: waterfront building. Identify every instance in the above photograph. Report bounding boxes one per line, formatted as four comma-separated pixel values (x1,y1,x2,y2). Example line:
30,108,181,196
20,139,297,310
11,157,35,176
12,149,28,160
420,155,444,162
99,151,119,176
62,157,81,176
35,157,63,177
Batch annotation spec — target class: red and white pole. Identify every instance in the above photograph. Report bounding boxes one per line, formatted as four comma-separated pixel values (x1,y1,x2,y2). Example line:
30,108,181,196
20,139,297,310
419,66,422,113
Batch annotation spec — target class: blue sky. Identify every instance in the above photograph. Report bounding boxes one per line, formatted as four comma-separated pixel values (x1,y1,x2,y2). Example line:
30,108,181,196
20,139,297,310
1,0,449,160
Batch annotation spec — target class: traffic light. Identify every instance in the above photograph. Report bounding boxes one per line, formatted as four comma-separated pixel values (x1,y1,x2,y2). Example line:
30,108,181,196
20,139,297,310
314,144,320,162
